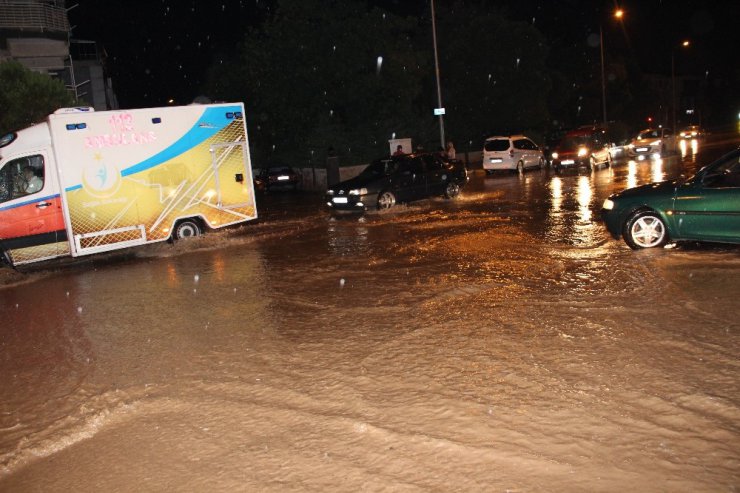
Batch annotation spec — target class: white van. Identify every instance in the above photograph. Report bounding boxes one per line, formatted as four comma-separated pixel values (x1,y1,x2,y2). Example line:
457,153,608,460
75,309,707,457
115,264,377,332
483,135,544,173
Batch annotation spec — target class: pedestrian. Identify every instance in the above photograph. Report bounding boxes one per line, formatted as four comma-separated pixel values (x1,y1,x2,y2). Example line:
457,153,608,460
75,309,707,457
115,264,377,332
393,144,405,156
445,141,456,160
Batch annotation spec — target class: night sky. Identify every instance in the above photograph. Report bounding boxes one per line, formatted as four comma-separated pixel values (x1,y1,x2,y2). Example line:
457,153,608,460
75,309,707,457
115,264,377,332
68,0,739,112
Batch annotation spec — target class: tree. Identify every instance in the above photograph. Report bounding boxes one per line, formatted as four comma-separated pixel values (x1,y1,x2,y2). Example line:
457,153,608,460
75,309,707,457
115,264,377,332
204,0,552,164
0,61,76,134
205,0,429,166
435,1,551,147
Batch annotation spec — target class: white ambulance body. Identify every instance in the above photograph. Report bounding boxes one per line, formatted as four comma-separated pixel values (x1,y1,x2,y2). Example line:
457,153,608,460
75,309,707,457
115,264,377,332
0,103,257,267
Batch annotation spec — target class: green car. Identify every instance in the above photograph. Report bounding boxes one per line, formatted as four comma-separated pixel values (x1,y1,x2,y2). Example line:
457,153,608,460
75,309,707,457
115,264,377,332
601,147,740,249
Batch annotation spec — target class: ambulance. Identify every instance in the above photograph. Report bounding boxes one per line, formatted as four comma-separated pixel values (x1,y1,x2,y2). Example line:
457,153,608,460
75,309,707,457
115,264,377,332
0,103,257,267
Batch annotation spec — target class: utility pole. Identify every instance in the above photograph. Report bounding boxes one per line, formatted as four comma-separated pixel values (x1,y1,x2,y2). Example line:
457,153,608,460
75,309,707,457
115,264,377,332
600,25,607,126
431,0,445,148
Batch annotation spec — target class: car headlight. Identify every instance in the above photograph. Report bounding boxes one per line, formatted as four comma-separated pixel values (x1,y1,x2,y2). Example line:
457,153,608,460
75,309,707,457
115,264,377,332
577,147,589,157
348,188,367,196
650,140,661,145
551,152,558,159
602,198,615,210
326,190,334,195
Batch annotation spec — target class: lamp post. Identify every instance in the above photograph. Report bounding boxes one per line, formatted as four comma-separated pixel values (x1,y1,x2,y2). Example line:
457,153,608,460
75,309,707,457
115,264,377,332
599,9,624,126
672,39,690,132
430,0,445,148
599,25,607,126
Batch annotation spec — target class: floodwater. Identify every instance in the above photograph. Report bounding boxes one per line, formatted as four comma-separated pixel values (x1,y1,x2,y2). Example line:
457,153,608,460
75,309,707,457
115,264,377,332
1,138,739,492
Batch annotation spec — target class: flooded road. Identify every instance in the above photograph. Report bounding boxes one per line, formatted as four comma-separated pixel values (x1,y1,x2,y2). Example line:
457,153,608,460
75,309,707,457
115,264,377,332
1,138,739,491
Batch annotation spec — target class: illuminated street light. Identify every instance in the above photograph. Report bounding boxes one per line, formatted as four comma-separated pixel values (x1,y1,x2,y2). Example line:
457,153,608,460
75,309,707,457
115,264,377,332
600,8,625,126
672,39,691,132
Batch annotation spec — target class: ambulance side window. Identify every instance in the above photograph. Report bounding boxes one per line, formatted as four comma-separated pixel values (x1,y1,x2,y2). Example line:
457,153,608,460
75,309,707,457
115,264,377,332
0,155,45,202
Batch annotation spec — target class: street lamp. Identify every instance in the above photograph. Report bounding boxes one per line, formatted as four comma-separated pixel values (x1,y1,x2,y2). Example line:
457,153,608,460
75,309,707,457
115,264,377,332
672,39,690,132
430,0,445,148
599,8,625,126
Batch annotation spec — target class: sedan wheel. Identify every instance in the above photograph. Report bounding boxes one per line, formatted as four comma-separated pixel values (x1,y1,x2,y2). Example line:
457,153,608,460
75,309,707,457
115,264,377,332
624,210,668,249
444,181,460,199
377,190,396,210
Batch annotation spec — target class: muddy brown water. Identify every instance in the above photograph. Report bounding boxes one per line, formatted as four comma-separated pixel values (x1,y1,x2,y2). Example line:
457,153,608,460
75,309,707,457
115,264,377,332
1,139,739,491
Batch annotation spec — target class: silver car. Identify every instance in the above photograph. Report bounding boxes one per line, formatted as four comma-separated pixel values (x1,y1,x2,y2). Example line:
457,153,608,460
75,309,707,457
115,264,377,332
483,135,544,174
628,128,677,159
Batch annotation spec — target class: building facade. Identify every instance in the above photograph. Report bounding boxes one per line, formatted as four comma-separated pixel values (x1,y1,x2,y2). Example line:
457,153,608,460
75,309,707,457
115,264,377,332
0,0,117,110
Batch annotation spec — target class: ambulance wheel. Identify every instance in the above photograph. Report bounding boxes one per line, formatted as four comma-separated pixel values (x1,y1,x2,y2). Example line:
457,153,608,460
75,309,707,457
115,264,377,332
173,219,203,240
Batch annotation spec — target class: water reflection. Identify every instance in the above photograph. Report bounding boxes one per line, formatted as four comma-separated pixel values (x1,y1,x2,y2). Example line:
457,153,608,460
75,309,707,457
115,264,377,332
544,174,598,246
550,177,563,213
626,157,667,187
679,138,699,161
166,262,180,288
650,158,665,182
327,217,370,256
577,176,593,224
627,161,638,189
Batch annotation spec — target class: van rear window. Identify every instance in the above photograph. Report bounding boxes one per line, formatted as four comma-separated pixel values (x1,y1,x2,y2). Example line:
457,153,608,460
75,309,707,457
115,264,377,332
484,139,509,152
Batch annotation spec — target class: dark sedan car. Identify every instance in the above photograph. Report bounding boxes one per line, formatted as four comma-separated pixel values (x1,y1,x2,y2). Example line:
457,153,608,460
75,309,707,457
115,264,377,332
601,147,740,249
255,166,302,192
326,152,468,212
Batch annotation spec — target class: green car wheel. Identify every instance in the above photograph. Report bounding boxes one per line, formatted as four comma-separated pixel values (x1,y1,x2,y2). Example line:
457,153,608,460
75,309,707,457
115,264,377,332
623,210,668,249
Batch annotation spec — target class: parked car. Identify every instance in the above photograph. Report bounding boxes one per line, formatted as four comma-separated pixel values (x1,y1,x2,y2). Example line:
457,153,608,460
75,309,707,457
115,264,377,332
255,166,302,191
627,128,677,159
325,152,468,212
601,147,740,249
482,135,544,174
551,126,612,173
679,125,704,140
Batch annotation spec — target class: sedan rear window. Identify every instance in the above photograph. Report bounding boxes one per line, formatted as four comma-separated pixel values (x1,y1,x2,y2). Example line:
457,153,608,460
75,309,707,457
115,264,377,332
484,139,509,152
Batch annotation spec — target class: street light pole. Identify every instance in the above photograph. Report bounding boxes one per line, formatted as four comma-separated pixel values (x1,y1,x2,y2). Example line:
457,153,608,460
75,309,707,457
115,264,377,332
671,51,676,132
430,0,445,148
600,24,607,126
672,40,690,132
599,9,623,128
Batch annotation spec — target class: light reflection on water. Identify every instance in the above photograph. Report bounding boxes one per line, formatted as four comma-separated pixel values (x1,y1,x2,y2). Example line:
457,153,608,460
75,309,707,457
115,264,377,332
577,175,593,224
327,217,370,256
550,176,563,212
573,175,598,246
651,158,665,182
627,161,638,189
679,138,699,161
544,174,599,246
